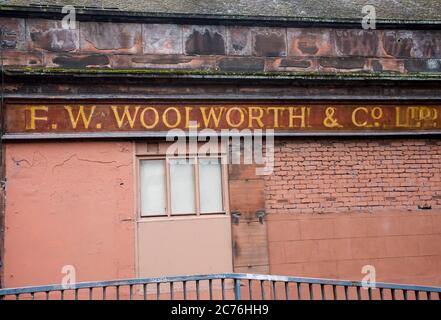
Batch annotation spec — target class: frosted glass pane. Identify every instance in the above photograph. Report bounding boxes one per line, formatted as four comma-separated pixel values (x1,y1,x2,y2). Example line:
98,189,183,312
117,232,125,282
140,160,166,216
170,159,196,215
199,158,223,213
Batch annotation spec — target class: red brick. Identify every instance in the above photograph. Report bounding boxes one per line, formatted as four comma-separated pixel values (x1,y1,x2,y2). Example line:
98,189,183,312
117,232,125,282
265,139,441,214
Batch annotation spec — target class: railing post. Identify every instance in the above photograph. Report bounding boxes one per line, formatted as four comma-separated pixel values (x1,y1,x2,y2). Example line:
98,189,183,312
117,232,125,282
1,274,441,300
234,279,241,300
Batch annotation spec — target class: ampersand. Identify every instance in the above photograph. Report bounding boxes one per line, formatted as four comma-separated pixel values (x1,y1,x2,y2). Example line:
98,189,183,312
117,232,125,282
323,107,343,128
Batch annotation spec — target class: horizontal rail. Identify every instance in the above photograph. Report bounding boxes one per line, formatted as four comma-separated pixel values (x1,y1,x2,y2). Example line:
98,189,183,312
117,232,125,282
1,273,440,300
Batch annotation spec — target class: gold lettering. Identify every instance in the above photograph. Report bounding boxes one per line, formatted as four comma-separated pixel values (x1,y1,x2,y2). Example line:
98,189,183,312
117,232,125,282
289,107,307,128
226,107,245,128
64,105,96,129
25,105,48,130
352,107,369,127
267,107,284,128
163,107,181,128
140,107,159,129
395,107,410,128
371,107,383,120
408,107,421,127
111,106,140,129
248,107,264,128
419,107,437,121
184,107,199,128
200,107,224,128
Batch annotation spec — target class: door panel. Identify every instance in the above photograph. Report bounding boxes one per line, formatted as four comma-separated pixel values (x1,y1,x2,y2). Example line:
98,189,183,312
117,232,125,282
229,164,269,274
137,216,233,277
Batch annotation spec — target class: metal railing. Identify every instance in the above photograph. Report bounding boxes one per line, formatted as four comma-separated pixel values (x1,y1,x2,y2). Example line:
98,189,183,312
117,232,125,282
1,273,440,300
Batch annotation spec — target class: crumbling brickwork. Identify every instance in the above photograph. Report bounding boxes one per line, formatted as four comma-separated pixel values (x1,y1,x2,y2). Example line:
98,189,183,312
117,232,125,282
265,139,441,214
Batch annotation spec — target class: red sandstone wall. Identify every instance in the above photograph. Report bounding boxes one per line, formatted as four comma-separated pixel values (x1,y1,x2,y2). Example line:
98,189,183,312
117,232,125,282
266,139,441,285
1,17,441,74
4,141,135,287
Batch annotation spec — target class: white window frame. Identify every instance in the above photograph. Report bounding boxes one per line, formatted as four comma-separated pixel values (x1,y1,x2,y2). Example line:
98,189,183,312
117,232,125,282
137,153,229,219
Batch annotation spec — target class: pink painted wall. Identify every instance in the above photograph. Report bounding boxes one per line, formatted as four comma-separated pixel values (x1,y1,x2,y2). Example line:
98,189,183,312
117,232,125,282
4,141,135,287
267,210,441,286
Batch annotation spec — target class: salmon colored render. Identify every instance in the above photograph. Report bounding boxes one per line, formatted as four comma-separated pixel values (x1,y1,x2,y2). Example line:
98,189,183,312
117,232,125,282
0,1,441,301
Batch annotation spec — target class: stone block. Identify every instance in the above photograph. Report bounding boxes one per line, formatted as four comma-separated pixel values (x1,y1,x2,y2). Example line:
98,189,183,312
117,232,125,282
46,53,110,68
184,25,226,55
80,22,142,54
252,27,286,57
143,24,182,54
0,17,26,50
110,54,216,70
227,26,252,55
27,19,79,52
334,29,379,56
288,28,333,56
217,57,264,72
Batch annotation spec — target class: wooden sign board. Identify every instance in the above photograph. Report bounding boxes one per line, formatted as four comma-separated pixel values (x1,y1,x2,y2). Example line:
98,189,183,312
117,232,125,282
3,102,441,139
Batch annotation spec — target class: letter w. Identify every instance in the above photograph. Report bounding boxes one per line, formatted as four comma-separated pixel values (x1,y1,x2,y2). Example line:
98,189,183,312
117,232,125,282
200,107,224,128
111,106,140,128
64,105,96,129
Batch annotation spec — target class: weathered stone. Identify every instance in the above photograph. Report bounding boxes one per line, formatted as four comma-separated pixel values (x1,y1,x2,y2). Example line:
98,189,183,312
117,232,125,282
218,57,264,72
252,28,286,57
404,59,441,72
227,26,252,56
27,19,78,52
265,57,317,72
80,22,142,53
143,24,182,54
288,29,333,56
0,18,26,50
371,60,383,72
382,30,441,59
369,58,404,73
319,57,366,71
2,50,43,66
49,54,110,68
334,29,379,56
184,25,226,55
381,31,415,58
110,54,217,70
412,31,441,58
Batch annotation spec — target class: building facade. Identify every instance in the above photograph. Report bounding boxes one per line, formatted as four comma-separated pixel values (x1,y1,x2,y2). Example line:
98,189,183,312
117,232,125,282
0,2,441,289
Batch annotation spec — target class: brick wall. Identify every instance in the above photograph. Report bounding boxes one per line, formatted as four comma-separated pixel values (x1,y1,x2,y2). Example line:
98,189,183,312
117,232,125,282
265,139,441,214
265,138,441,285
1,17,441,74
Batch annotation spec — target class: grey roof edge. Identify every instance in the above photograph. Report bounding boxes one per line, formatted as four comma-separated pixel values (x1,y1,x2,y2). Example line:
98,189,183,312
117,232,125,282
2,4,441,29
